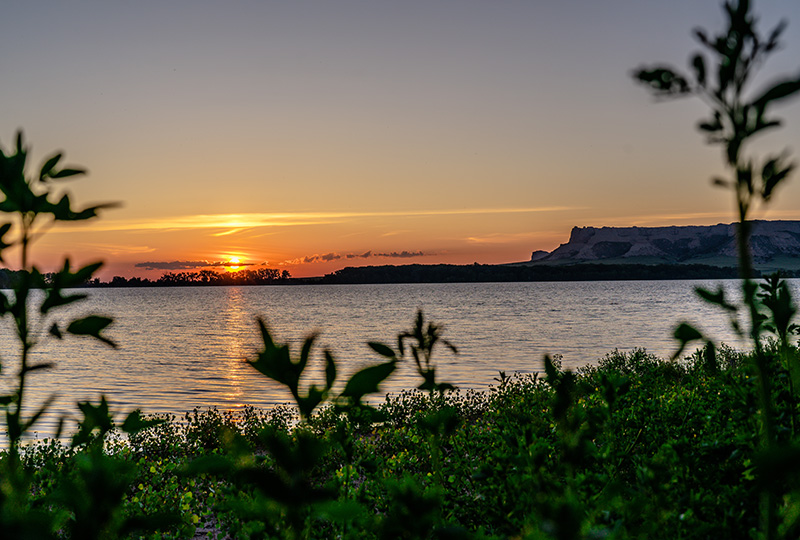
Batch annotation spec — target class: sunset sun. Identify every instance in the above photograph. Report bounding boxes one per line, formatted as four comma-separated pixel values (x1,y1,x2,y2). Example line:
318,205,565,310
226,256,241,271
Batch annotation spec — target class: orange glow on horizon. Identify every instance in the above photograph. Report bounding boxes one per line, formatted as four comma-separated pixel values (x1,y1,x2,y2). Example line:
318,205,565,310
223,256,243,272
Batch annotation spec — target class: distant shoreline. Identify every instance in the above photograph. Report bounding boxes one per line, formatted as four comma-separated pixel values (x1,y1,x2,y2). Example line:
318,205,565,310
85,262,775,288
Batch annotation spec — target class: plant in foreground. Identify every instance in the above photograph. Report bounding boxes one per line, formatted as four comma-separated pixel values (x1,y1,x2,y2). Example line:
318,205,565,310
634,1,800,537
0,131,172,538
187,310,464,539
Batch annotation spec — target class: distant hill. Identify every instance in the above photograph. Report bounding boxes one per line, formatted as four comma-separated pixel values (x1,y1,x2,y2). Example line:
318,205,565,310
521,220,800,272
309,220,800,284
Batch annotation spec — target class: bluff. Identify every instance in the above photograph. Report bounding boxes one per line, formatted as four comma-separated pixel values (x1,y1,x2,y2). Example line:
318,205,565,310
529,221,800,269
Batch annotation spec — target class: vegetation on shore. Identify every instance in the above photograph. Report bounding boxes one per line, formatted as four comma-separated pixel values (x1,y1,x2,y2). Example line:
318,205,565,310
4,345,788,539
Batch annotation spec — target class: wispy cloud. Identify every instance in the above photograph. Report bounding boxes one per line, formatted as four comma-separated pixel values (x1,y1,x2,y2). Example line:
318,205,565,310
284,249,428,265
135,260,257,270
49,242,157,256
50,207,582,234
466,232,548,244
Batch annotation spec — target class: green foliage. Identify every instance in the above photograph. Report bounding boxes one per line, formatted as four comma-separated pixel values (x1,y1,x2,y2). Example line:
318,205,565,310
635,1,800,538
369,309,458,394
248,319,338,420
0,131,177,538
0,346,797,539
190,310,461,539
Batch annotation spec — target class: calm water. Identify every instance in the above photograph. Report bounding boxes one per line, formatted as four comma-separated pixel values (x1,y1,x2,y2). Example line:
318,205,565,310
0,279,786,439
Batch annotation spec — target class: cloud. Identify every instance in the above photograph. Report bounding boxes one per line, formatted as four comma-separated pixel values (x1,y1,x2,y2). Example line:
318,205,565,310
293,250,427,264
375,250,425,258
58,243,157,256
347,250,426,259
135,260,256,270
50,206,583,234
466,232,545,244
302,252,342,263
135,261,211,270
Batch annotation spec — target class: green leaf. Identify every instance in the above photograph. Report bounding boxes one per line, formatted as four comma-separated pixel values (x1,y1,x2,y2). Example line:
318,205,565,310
324,349,337,390
49,194,115,221
765,19,787,51
73,396,114,445
752,78,800,112
41,289,89,315
298,387,325,419
712,176,732,188
544,354,560,384
698,122,721,132
121,409,164,434
341,360,396,402
693,28,710,46
632,66,691,95
672,322,705,360
67,315,117,348
762,160,794,201
248,319,300,392
25,362,55,374
368,341,396,359
40,260,101,314
442,338,458,355
49,167,86,179
695,286,738,312
674,322,703,343
298,333,317,373
691,53,706,87
39,153,62,181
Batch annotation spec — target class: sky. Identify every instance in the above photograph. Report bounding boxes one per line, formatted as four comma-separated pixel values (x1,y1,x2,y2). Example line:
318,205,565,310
2,0,800,279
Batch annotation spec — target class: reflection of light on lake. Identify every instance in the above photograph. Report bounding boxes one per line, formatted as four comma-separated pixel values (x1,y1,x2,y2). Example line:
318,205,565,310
219,286,250,407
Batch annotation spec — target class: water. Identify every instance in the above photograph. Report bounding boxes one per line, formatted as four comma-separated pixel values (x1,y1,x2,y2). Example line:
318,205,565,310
0,279,782,440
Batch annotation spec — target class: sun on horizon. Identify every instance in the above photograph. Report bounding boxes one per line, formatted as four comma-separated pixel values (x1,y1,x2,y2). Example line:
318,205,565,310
225,256,241,271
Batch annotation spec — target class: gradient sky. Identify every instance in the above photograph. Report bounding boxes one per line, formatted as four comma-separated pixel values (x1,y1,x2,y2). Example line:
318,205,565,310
2,1,800,279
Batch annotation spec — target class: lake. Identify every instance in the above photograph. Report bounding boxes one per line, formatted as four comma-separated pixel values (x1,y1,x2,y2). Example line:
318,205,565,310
0,279,784,440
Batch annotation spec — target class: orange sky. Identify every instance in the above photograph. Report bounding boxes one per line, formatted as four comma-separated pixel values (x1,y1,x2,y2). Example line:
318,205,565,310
4,1,800,280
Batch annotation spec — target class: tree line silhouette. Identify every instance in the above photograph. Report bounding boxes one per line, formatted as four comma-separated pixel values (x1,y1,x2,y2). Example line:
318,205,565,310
107,267,292,287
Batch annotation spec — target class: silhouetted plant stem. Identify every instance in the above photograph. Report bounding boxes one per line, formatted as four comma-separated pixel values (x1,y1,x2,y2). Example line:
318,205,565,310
634,2,800,538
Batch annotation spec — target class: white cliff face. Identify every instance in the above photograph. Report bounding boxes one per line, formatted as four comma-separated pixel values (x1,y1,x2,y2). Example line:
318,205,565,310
531,221,800,264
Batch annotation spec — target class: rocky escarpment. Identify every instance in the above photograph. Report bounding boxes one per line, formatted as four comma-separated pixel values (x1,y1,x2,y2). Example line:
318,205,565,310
532,221,800,265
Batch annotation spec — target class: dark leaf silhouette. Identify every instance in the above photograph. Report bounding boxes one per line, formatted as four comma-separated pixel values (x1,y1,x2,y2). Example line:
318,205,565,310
67,315,116,348
368,341,397,359
38,152,61,181
341,361,396,403
49,167,86,179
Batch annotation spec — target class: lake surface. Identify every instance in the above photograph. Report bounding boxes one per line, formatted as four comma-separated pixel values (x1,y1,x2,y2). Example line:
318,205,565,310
0,279,787,440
